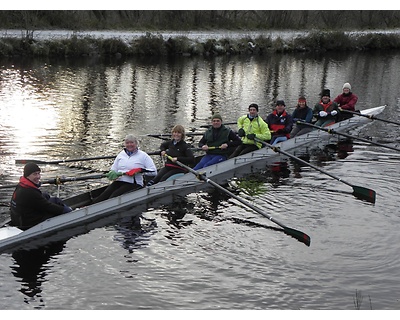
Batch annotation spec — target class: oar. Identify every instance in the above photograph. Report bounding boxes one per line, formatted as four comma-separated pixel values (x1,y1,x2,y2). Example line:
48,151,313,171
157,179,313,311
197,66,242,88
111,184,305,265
146,132,205,139
339,107,400,126
199,121,237,128
300,122,400,153
254,138,376,203
0,173,107,189
15,155,116,165
15,151,168,165
165,155,311,246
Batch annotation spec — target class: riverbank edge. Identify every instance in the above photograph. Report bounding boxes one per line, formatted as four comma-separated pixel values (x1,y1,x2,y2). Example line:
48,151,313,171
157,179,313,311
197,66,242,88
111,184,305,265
1,30,400,58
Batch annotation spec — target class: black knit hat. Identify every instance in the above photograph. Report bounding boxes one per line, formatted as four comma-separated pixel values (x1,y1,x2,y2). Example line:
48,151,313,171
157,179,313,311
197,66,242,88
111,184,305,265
276,100,285,106
322,89,330,97
23,162,41,178
248,103,259,111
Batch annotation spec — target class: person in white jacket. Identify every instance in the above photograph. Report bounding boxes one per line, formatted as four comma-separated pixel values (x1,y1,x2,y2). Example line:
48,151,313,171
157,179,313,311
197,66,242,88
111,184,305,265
93,134,157,203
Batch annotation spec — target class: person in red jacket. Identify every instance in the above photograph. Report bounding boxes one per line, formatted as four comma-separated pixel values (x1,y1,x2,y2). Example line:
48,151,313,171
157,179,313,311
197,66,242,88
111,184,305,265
10,163,72,230
334,82,358,121
265,100,293,145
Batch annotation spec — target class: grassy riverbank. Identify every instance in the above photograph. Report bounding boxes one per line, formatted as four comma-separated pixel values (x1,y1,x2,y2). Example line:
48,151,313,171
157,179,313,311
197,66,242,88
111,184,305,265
1,30,400,58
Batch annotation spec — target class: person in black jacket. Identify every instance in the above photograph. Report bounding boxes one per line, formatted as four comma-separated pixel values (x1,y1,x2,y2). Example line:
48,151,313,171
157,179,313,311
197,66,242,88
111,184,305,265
10,163,72,230
147,125,195,186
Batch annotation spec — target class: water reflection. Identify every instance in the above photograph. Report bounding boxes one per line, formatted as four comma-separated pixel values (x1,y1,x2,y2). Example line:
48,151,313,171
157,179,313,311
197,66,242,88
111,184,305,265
1,50,400,309
10,242,65,307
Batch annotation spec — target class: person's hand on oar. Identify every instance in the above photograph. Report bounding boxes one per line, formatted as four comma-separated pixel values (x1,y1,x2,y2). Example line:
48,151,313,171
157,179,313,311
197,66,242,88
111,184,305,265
125,168,143,176
106,168,145,180
105,170,123,181
200,145,223,151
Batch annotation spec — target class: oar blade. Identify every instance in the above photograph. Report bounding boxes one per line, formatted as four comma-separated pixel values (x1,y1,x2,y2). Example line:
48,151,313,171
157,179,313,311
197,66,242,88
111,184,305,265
352,186,376,204
283,227,311,247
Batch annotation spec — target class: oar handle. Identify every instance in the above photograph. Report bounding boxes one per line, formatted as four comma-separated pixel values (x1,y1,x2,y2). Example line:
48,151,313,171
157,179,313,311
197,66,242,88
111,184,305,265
15,156,116,165
0,173,108,189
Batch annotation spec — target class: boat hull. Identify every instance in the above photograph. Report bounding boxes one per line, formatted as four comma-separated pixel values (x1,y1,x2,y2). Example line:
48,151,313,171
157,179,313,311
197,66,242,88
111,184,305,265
0,105,386,253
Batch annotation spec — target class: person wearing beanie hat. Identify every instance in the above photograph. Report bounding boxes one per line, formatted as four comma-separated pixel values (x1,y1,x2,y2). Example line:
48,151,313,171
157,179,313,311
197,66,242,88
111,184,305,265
313,88,339,127
265,99,293,145
334,82,358,120
321,89,331,97
229,103,271,158
342,83,351,90
10,163,73,230
193,112,242,170
212,113,222,121
290,96,314,138
23,162,41,178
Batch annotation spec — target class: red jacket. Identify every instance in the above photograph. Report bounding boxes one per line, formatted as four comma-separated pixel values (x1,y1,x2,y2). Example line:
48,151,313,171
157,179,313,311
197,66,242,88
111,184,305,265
265,110,293,139
334,92,358,111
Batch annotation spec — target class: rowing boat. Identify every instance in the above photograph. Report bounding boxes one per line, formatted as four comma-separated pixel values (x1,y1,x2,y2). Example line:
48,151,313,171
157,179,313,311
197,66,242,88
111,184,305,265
0,105,386,253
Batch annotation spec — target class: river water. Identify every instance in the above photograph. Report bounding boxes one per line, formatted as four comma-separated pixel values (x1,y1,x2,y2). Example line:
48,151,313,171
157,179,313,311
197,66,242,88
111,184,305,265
0,49,400,310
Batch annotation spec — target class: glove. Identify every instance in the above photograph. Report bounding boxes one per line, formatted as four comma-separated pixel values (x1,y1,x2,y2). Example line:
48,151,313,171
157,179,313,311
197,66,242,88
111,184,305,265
331,110,338,116
319,111,328,117
237,128,245,137
106,170,123,181
125,168,142,176
246,133,256,140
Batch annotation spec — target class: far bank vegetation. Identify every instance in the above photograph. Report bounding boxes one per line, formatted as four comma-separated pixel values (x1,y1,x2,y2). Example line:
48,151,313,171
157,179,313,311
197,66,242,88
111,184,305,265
1,10,400,58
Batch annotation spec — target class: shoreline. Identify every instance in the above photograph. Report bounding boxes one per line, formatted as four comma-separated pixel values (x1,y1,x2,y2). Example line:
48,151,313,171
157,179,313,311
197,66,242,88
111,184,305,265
1,29,400,58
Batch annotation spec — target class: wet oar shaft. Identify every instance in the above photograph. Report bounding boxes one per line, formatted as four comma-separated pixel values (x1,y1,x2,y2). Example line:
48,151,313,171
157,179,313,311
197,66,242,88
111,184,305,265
165,155,311,246
0,174,107,189
340,107,400,126
301,122,400,153
255,138,376,203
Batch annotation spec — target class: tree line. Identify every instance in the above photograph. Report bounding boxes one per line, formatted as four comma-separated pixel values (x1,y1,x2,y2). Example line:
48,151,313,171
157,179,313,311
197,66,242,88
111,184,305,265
0,10,400,31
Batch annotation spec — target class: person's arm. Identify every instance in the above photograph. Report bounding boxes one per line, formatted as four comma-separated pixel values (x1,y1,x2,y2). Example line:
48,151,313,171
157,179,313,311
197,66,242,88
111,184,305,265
159,141,169,153
283,114,293,133
340,94,358,110
143,154,157,175
176,143,195,164
198,134,207,148
305,108,314,123
256,119,272,141
226,130,242,148
32,191,65,216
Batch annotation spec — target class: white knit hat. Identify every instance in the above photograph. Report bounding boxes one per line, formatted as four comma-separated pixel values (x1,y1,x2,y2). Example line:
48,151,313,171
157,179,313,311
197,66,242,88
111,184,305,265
343,82,351,90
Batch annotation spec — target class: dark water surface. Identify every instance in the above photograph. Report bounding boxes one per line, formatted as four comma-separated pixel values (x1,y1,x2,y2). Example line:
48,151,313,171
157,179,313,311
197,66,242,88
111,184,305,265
0,50,400,310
